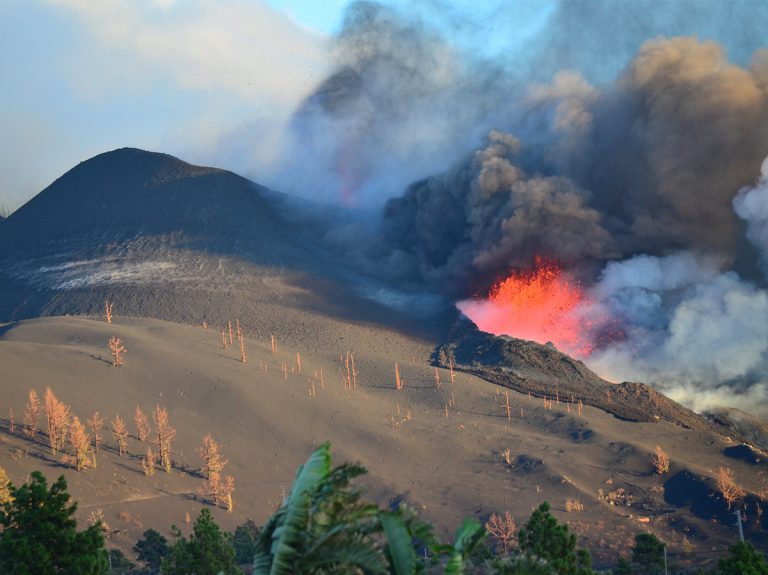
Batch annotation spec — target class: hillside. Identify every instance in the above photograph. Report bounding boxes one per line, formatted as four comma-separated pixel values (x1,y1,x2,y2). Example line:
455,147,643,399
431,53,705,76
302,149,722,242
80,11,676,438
1,149,766,570
1,315,766,569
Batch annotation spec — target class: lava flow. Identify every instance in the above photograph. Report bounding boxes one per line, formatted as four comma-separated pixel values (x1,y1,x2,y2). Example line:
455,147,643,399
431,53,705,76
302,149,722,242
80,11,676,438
457,258,596,358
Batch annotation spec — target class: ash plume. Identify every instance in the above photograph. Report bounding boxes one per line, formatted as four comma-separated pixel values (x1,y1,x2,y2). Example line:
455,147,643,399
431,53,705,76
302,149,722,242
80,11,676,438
262,2,768,414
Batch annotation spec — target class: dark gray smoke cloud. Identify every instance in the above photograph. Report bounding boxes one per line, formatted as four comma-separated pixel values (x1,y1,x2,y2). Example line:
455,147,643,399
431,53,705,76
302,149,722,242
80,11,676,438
380,36,768,293
266,1,768,413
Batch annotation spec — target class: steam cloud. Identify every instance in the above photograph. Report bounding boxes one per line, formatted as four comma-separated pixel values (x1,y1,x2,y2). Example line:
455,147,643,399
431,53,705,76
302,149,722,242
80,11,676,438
269,2,768,414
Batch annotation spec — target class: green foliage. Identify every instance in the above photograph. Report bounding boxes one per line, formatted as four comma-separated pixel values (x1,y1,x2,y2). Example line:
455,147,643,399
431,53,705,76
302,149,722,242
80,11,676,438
613,557,632,575
717,541,768,575
161,508,238,575
108,548,135,574
486,555,557,574
0,471,108,575
253,441,486,575
517,502,593,575
134,528,169,572
631,532,665,575
443,518,488,575
233,519,260,565
253,442,389,574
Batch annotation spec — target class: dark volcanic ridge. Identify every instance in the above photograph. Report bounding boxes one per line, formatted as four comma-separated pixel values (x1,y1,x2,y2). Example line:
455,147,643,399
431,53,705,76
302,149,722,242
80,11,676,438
434,319,736,438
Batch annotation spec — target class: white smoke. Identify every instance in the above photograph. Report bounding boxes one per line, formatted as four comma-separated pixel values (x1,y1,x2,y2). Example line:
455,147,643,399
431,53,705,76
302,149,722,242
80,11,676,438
585,158,768,415
734,156,768,274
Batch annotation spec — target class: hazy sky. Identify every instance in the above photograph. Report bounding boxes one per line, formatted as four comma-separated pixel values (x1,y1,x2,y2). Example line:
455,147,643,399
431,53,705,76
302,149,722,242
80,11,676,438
2,1,764,213
0,0,559,212
0,0,336,212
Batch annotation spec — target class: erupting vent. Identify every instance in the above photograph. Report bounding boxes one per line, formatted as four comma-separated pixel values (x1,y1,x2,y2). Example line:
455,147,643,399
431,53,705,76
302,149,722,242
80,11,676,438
458,257,596,358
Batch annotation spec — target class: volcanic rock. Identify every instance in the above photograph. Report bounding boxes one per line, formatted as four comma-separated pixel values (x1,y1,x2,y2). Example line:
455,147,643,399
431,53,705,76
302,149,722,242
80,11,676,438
434,318,729,433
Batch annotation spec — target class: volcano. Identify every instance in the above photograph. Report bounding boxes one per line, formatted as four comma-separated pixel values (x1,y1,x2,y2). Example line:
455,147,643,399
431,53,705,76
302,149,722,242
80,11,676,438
1,149,767,567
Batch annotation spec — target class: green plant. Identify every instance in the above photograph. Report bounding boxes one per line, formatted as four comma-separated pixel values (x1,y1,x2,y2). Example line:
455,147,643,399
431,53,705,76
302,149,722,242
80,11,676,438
134,528,169,572
614,557,632,575
233,519,260,565
0,471,108,574
161,508,238,575
717,541,768,575
253,442,389,574
252,441,486,575
631,533,665,575
487,555,557,574
107,548,135,574
517,502,593,575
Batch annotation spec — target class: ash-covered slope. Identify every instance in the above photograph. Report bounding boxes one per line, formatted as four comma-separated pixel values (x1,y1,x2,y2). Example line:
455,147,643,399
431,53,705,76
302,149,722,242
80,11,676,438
0,148,328,322
435,319,730,435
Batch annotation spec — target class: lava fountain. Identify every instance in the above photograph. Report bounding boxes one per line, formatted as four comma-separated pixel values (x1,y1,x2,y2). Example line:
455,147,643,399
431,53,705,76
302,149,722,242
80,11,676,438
457,257,599,358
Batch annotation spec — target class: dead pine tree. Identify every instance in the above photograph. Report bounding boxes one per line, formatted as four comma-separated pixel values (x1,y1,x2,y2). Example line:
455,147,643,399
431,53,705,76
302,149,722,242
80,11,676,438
350,353,358,389
203,473,222,506
434,368,441,390
505,390,512,422
222,475,235,512
296,352,301,374
44,388,70,455
228,321,233,346
69,416,91,472
345,352,352,390
8,408,14,434
197,433,227,481
651,445,670,475
237,325,247,364
153,405,176,473
271,335,277,356
485,511,516,555
134,406,150,441
198,434,229,506
109,336,126,367
395,363,403,391
23,389,41,440
718,467,746,509
221,329,228,350
449,359,456,385
142,447,157,477
87,412,104,467
104,299,114,324
111,414,128,456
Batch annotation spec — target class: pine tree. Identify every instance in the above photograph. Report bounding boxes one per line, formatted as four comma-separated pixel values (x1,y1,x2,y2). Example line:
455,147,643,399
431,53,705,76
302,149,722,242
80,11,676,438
69,416,92,472
87,412,104,455
161,508,238,575
0,471,108,574
197,433,227,480
153,405,176,473
718,541,768,575
23,389,40,439
134,406,150,442
517,502,594,575
631,532,665,575
45,388,70,455
133,528,169,572
111,414,128,457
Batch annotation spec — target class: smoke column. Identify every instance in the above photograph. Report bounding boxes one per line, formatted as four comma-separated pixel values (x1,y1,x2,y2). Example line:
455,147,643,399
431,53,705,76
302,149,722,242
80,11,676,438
263,1,768,415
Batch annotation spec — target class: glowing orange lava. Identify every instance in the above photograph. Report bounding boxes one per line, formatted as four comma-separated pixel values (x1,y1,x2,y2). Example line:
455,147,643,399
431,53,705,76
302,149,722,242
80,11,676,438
458,257,595,358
